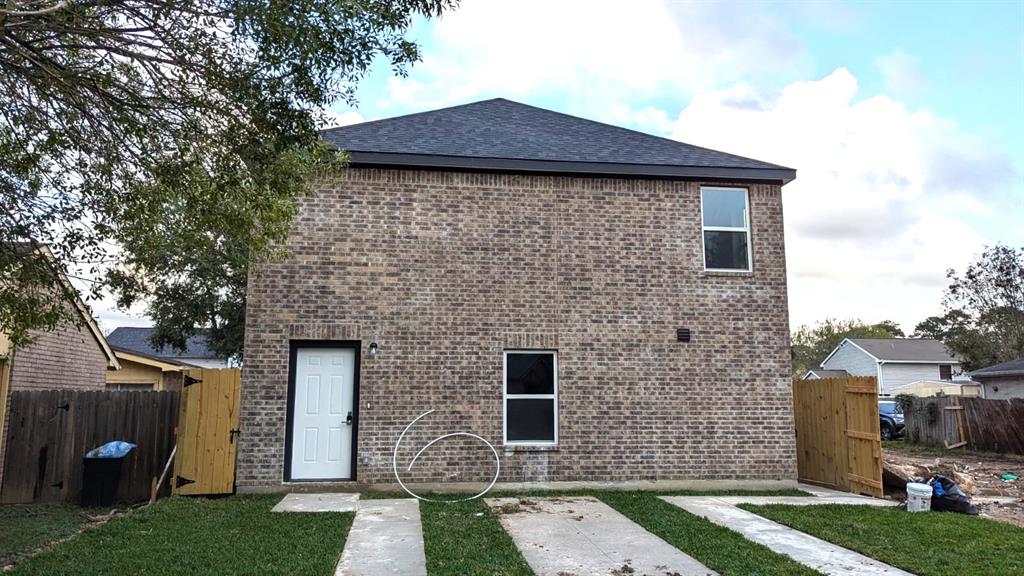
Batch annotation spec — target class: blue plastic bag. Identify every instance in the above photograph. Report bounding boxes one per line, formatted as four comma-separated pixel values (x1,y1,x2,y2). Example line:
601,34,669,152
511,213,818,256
85,441,136,459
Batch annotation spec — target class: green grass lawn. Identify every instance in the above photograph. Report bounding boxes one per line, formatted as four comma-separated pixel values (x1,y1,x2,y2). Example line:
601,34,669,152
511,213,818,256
9,495,353,576
742,503,1024,576
420,498,532,576
0,503,93,566
410,489,814,576
599,492,818,576
22,489,1014,576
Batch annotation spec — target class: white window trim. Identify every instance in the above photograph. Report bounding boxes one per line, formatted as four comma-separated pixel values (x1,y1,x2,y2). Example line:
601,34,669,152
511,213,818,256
503,350,558,447
700,186,752,272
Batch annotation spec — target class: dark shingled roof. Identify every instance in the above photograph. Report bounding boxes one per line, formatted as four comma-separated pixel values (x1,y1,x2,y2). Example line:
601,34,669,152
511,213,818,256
321,98,795,183
849,338,958,363
971,357,1024,377
107,327,220,360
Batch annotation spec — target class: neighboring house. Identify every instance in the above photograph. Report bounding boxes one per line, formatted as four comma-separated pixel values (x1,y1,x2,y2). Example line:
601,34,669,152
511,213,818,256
0,244,120,483
236,98,799,491
107,348,190,391
818,338,961,396
803,368,849,380
970,358,1024,399
887,380,982,397
106,327,230,369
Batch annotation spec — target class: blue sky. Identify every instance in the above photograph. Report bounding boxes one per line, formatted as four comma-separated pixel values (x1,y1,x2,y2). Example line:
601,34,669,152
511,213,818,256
98,1,1024,333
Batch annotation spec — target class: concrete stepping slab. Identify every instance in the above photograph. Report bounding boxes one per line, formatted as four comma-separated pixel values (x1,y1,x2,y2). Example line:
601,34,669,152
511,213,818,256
272,493,360,512
336,499,426,576
662,496,912,576
487,496,717,576
700,495,898,507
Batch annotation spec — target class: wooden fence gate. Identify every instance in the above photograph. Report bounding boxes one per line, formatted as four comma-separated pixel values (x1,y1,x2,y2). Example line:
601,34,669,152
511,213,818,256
172,368,241,495
793,376,884,497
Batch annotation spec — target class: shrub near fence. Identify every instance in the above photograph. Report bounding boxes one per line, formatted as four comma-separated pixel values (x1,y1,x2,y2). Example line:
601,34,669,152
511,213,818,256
904,396,1024,455
0,389,179,504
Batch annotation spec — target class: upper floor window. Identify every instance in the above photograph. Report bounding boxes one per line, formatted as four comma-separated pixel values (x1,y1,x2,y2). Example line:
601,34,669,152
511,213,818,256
701,187,751,271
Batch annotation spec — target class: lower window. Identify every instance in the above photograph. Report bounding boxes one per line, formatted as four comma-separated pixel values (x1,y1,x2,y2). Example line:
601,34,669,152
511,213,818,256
504,351,557,445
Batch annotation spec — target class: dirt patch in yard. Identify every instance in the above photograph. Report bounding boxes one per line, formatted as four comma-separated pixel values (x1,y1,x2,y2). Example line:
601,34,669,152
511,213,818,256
883,443,1024,527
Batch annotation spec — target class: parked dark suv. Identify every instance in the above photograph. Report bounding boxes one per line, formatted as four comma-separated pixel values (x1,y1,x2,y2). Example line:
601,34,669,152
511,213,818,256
879,400,905,440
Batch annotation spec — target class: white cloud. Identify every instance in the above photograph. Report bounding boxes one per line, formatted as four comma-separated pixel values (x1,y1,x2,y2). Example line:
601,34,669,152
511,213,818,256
321,109,365,128
671,68,1017,331
379,0,807,115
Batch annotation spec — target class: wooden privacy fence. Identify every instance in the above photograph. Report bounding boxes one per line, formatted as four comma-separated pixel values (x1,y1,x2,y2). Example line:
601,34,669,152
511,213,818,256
0,390,179,504
904,396,1024,455
792,377,884,497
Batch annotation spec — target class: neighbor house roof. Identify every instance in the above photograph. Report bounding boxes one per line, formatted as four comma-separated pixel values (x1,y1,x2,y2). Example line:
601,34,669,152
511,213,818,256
111,347,195,372
970,357,1024,378
7,243,119,369
847,338,958,363
321,98,796,183
803,369,850,380
107,327,222,361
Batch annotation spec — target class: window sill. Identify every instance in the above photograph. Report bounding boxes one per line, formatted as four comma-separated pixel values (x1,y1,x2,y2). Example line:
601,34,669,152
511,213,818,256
503,444,559,453
700,269,754,278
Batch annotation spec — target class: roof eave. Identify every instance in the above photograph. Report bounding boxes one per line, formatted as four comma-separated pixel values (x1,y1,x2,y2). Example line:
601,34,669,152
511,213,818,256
344,151,797,184
972,369,1024,378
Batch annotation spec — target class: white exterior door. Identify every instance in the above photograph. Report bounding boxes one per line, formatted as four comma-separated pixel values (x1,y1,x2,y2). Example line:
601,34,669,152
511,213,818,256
291,347,355,480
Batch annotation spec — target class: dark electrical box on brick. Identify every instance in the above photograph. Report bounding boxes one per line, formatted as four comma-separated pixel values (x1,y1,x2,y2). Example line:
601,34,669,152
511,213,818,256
676,328,691,342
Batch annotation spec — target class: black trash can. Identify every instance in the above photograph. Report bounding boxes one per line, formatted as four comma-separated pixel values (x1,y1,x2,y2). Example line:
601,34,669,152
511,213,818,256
81,456,126,507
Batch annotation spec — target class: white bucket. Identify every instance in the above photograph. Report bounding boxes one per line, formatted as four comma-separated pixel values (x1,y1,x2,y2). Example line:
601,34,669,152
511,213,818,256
906,482,932,512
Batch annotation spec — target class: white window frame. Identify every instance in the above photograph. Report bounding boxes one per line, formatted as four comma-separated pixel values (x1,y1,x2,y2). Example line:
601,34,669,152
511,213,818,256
503,350,558,447
700,186,752,272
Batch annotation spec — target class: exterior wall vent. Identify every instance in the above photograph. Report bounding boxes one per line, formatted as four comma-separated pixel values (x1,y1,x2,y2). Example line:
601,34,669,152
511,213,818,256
676,328,691,342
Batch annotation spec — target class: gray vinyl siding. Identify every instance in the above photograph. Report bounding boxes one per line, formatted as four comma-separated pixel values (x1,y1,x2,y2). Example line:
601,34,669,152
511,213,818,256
978,375,1024,399
878,363,959,396
820,341,878,377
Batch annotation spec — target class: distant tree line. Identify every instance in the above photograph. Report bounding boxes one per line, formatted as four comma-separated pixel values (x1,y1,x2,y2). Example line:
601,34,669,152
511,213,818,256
792,244,1024,377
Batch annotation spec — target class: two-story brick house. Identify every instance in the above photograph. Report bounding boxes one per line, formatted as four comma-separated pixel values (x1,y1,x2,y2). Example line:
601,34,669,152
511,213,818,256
236,99,799,492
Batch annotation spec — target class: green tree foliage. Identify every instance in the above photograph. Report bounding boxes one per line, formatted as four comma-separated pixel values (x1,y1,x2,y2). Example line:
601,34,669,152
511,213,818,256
791,318,904,378
916,245,1024,371
1,0,454,356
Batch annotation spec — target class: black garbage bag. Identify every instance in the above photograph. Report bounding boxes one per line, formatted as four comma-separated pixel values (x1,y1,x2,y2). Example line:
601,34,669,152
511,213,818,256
928,474,978,515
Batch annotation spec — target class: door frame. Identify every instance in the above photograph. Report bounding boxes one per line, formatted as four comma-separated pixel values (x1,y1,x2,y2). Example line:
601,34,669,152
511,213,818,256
284,340,361,482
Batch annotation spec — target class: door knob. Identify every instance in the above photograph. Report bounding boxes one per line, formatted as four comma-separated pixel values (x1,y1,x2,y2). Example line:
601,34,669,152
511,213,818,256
345,411,353,426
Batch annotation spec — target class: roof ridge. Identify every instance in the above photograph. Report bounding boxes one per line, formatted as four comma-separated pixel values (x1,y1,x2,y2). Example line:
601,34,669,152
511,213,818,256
320,98,509,137
322,98,793,171
850,337,940,341
491,98,793,171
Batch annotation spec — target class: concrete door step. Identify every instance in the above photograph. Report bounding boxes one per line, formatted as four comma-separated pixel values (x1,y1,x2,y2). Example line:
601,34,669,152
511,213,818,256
272,493,360,512
487,496,718,576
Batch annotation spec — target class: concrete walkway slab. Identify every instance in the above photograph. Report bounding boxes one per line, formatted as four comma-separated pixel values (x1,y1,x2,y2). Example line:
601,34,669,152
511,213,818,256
336,499,426,576
662,496,912,576
272,493,360,513
487,496,717,576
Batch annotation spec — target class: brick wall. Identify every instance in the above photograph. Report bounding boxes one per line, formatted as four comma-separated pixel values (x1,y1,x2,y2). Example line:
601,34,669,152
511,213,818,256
237,168,797,488
9,323,108,391
1,319,108,488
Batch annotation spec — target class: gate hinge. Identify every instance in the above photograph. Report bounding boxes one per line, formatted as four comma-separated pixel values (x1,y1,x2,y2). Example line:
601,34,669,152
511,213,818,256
183,375,202,387
229,428,241,444
175,476,196,489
